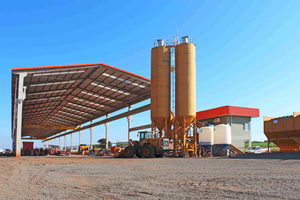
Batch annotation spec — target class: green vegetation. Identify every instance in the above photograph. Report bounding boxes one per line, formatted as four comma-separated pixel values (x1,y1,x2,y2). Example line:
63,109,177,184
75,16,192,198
244,141,277,148
96,138,112,148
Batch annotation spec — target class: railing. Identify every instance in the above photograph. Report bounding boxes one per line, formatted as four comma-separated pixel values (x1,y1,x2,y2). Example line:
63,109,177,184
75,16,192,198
153,36,194,47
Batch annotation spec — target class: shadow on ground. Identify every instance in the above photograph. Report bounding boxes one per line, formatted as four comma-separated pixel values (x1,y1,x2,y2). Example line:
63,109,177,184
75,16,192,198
231,152,300,160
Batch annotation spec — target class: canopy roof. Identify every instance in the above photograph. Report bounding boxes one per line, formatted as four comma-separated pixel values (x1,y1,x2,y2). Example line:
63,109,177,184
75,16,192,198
196,106,260,120
12,63,151,139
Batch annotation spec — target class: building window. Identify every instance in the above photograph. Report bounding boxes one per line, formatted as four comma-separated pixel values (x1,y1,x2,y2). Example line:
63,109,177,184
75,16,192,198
243,123,250,131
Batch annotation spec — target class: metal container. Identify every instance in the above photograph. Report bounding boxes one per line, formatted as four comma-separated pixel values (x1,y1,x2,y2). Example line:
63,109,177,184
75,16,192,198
264,113,300,151
151,41,171,133
23,142,34,151
175,39,196,128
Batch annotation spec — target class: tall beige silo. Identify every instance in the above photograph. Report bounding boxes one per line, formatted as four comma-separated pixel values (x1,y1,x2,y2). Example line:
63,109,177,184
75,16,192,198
175,37,196,129
151,40,171,135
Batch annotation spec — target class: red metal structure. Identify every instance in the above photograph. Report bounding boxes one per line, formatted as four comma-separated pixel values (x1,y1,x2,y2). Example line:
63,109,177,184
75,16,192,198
23,142,34,150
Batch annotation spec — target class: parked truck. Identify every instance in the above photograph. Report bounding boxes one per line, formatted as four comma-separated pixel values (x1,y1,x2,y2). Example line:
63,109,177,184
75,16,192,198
245,146,269,154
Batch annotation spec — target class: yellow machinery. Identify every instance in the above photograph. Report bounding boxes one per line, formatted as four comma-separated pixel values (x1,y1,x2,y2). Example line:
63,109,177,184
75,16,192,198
124,131,172,158
78,145,89,154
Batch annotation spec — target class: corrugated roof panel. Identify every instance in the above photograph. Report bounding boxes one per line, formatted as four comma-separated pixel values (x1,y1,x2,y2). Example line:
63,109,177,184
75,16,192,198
12,63,151,139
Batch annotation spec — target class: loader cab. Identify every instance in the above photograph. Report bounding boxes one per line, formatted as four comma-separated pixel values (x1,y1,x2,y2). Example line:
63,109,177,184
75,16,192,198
138,131,154,142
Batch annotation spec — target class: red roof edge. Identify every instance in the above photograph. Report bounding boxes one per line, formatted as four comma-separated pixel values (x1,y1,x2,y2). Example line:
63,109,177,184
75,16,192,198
196,106,260,120
12,62,151,82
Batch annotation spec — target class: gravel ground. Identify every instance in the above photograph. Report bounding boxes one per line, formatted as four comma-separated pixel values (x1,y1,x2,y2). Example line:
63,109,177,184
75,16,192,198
0,156,299,199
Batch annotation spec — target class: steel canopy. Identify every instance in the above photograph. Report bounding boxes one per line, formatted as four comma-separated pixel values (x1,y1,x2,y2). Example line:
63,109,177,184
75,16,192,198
12,63,151,140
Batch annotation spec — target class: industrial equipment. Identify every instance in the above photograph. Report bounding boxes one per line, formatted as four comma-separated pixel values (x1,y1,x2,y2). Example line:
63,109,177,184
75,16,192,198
149,36,202,157
151,41,171,139
213,124,232,156
118,36,202,158
78,144,89,155
123,131,172,158
49,145,61,155
264,112,300,151
113,146,125,158
199,126,214,157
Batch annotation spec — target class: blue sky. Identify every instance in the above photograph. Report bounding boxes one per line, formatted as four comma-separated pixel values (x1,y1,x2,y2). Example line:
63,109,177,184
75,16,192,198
1,1,300,149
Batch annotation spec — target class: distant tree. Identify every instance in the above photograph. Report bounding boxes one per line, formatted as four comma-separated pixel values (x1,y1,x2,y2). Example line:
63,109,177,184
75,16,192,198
116,142,128,148
97,138,112,148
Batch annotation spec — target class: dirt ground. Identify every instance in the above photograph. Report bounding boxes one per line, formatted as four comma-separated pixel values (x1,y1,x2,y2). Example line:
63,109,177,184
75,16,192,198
0,156,299,199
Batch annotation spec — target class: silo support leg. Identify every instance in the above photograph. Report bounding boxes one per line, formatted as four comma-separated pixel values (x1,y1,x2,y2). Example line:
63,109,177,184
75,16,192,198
164,117,168,138
193,121,197,157
183,117,186,155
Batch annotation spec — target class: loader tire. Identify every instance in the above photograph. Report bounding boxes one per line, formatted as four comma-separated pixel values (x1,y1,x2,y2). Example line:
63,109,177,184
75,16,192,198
133,141,141,157
124,146,135,158
141,145,155,158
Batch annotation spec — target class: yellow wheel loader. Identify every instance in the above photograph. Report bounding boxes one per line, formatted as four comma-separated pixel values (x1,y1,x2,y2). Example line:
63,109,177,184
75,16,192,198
78,144,89,155
123,131,172,158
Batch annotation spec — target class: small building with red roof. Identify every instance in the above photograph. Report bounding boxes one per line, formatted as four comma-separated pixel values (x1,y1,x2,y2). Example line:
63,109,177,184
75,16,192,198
196,106,260,148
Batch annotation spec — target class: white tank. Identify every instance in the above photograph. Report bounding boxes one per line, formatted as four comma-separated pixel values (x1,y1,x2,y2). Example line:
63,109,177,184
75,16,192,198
199,127,214,146
214,124,231,145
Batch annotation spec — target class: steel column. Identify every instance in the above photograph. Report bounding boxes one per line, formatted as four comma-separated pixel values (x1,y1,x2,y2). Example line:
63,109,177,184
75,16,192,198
15,72,27,157
127,105,133,142
105,114,109,149
79,130,82,146
90,120,94,150
59,137,61,149
71,133,73,152
194,121,197,157
64,135,67,151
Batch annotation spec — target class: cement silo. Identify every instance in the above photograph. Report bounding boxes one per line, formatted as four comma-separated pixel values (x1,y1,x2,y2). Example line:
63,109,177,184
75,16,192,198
151,40,171,137
150,36,199,157
175,36,196,128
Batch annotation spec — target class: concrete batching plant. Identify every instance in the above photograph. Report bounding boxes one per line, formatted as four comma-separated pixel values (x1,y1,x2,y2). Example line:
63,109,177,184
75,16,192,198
151,36,202,156
121,36,201,158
